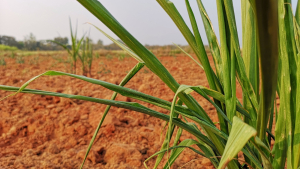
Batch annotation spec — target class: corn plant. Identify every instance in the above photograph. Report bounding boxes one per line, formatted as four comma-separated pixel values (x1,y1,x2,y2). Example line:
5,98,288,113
1,0,300,169
78,34,93,76
52,19,84,74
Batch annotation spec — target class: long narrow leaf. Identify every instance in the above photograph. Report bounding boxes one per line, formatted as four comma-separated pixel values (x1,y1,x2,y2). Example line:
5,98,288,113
185,0,219,92
154,113,178,169
293,15,300,168
80,62,144,169
272,1,291,168
89,23,144,63
144,139,206,169
196,0,223,86
223,0,259,113
0,85,215,149
241,0,259,128
172,43,203,70
78,0,228,157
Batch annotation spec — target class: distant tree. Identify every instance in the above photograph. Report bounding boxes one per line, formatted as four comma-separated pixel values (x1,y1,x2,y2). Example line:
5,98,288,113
24,33,37,51
97,39,103,46
37,40,53,51
17,41,24,49
94,39,103,49
82,37,93,46
34,37,69,51
103,39,123,50
51,37,69,50
54,37,68,45
0,35,18,47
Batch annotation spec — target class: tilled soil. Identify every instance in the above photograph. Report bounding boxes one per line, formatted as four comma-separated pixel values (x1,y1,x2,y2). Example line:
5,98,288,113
0,53,221,169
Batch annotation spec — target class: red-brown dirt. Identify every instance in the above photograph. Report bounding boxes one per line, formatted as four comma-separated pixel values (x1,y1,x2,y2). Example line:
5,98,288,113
0,52,224,169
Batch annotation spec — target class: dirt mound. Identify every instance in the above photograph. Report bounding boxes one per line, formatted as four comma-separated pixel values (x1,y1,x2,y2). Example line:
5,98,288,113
0,54,216,168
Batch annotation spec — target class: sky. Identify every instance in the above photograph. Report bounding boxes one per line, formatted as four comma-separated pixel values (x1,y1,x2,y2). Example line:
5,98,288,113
0,0,298,45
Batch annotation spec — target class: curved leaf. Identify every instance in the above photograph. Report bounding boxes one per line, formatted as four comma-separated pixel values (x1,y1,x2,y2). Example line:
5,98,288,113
89,23,144,63
144,139,205,169
80,62,144,169
218,116,257,169
0,84,215,149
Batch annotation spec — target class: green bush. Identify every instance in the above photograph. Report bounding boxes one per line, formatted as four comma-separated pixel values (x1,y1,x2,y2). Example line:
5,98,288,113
0,44,18,51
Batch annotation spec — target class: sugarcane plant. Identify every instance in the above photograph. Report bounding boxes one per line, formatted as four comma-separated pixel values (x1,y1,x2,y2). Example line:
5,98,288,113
78,33,94,76
1,0,300,168
52,19,85,74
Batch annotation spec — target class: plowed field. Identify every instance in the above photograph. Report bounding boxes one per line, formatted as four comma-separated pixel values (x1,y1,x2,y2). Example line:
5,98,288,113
0,52,224,169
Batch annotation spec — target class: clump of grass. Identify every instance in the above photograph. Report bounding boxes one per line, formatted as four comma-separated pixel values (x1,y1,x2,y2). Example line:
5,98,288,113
118,52,126,61
95,52,100,59
21,68,30,75
105,54,112,60
1,0,300,169
168,48,181,57
10,51,16,59
15,56,24,64
0,58,6,66
143,68,149,74
52,56,72,73
20,52,32,57
29,56,39,65
97,62,111,74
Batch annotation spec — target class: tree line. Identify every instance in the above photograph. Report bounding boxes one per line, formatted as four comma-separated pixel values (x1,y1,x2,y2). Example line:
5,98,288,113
0,33,123,51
